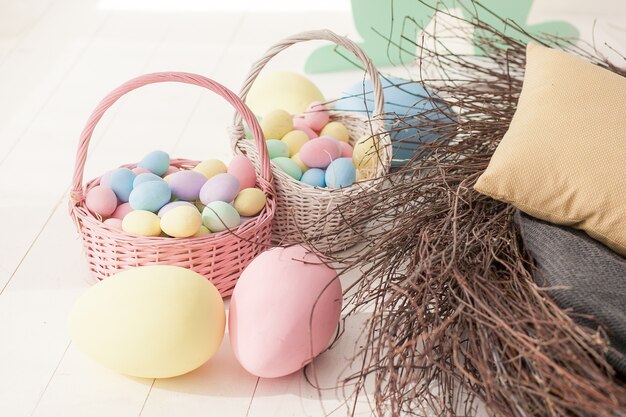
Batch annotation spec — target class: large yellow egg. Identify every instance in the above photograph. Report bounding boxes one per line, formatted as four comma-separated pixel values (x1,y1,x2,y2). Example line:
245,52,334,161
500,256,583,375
260,109,293,140
353,135,381,180
193,159,227,179
122,210,161,237
68,266,226,378
246,71,324,115
160,206,202,238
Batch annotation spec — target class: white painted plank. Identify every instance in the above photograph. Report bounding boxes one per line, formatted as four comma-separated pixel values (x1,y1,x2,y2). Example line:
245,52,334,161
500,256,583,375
0,0,56,64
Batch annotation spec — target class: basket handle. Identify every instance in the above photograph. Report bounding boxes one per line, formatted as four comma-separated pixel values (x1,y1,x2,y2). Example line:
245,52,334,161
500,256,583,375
233,29,384,127
71,72,271,203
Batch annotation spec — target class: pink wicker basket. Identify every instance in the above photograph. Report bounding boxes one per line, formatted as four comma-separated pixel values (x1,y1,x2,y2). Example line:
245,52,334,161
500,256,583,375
69,72,275,297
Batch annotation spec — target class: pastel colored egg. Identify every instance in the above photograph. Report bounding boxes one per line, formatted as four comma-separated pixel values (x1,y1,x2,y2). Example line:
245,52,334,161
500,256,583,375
199,173,240,205
111,202,133,220
266,139,289,159
291,153,309,173
281,130,309,157
68,265,225,378
202,201,240,233
325,158,356,189
260,109,293,140
228,155,257,190
85,185,118,217
352,135,381,176
272,157,302,180
160,206,202,238
292,118,317,138
320,121,349,143
192,225,210,237
133,172,163,188
302,101,329,131
157,201,195,218
322,135,343,154
131,167,151,176
108,168,136,203
300,168,326,188
168,170,207,201
298,137,341,169
229,245,341,378
246,71,324,115
138,150,170,176
103,218,123,230
339,141,353,158
233,188,266,217
129,180,171,213
164,165,179,176
193,159,227,179
122,210,161,236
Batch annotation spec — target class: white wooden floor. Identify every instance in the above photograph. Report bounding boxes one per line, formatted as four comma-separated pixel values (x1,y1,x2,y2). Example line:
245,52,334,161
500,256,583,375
0,1,624,417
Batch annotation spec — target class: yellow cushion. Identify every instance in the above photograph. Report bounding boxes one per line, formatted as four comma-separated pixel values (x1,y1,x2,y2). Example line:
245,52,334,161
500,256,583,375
474,43,626,255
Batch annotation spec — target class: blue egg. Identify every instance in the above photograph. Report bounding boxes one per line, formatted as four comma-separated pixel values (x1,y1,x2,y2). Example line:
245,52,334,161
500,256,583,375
138,150,170,176
109,168,136,202
300,168,326,188
133,172,163,188
325,158,356,189
334,77,448,167
129,180,172,212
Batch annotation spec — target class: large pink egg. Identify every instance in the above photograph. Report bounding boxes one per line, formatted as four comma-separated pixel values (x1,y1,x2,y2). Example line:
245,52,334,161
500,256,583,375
85,185,117,217
168,170,207,201
199,173,240,205
229,245,342,378
292,117,318,139
298,136,341,169
228,155,257,189
302,101,329,131
111,202,133,220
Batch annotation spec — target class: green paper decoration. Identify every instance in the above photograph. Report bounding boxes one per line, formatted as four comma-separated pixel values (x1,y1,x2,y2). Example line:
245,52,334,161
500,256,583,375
305,0,578,73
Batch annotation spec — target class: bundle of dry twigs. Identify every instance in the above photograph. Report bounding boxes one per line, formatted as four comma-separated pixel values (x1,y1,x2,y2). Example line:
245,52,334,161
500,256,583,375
304,2,626,416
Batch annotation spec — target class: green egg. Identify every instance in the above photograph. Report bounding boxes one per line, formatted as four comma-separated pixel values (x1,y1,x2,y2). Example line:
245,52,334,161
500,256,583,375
272,157,303,181
266,139,289,159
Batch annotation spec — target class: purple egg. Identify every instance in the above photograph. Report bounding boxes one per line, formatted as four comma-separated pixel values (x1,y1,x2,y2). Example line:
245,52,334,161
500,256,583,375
157,201,196,218
199,173,240,205
168,170,207,201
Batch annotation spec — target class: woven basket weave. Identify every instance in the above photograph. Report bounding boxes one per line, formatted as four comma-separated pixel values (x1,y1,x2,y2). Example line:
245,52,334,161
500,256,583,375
231,29,391,252
69,72,275,297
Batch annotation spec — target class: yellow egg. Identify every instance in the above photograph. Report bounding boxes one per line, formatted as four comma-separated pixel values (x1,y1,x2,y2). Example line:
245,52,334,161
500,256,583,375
246,71,324,115
192,225,210,237
291,153,309,173
233,188,267,217
281,130,309,157
353,135,382,180
320,121,350,143
193,159,227,179
160,206,202,238
261,109,293,140
122,210,161,237
68,265,226,378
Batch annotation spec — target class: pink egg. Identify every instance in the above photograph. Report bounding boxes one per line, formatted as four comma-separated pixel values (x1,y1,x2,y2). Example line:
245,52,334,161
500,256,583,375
292,117,318,139
199,173,240,205
132,167,151,175
339,141,353,158
298,136,341,169
302,101,329,131
157,201,195,218
164,165,179,176
229,245,341,378
228,155,257,189
168,170,207,201
103,218,123,230
85,185,117,217
110,202,133,220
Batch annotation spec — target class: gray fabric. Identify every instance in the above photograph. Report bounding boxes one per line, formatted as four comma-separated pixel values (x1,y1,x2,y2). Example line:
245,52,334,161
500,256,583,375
513,211,626,378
